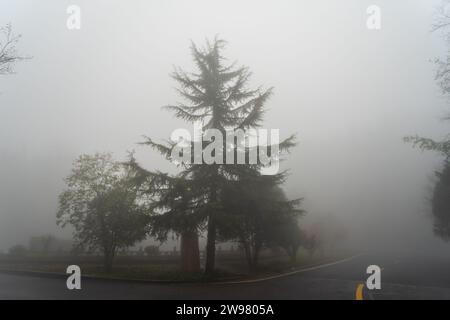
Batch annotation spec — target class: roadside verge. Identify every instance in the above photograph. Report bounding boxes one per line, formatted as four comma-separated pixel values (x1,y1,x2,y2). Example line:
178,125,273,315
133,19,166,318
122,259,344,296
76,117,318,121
0,254,360,285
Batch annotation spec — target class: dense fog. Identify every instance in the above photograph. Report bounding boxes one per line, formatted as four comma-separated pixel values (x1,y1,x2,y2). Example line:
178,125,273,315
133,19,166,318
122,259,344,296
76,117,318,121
0,0,449,255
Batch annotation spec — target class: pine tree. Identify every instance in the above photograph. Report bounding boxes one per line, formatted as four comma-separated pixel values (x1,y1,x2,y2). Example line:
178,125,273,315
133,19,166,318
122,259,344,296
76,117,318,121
132,38,296,274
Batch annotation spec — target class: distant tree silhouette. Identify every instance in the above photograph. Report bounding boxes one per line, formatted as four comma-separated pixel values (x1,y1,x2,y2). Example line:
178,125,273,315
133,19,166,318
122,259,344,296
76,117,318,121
8,244,27,257
130,37,297,274
303,232,319,258
219,180,303,270
144,245,160,256
432,160,450,241
267,217,304,263
28,234,56,255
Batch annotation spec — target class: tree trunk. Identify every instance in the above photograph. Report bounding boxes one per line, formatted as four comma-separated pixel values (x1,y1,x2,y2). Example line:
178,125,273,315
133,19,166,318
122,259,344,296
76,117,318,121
289,245,298,263
242,242,253,272
103,252,112,273
252,243,261,270
180,231,200,273
204,181,218,275
204,213,216,275
103,247,115,273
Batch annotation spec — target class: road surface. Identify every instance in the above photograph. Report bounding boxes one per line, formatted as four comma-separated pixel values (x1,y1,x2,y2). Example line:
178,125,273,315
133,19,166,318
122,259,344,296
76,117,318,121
2,250,450,299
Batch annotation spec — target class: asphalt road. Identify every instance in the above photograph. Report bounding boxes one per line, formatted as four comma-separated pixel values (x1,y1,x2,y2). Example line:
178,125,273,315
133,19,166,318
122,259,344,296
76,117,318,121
2,251,450,299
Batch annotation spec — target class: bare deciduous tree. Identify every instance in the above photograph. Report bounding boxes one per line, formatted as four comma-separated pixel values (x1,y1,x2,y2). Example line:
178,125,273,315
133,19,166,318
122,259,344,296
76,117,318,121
0,24,26,75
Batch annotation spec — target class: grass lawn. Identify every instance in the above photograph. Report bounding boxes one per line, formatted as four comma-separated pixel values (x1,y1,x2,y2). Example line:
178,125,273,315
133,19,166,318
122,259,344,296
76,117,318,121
0,248,351,282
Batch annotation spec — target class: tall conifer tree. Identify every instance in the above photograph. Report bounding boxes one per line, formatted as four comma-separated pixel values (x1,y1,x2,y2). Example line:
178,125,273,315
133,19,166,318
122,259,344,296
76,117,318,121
131,38,296,274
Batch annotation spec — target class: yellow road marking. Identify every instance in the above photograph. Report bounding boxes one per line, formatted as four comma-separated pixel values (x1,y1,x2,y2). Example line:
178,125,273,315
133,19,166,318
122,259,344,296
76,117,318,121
355,283,364,300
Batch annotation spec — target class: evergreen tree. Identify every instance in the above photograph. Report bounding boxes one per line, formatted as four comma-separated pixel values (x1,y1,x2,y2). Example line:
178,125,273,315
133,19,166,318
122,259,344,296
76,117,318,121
131,38,296,274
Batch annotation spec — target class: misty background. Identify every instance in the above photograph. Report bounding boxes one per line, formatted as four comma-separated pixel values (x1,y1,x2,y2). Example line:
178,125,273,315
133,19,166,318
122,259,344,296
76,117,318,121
0,0,449,253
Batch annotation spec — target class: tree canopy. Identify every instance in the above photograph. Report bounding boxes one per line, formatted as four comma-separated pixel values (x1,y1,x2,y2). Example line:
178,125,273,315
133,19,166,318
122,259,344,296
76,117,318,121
57,153,150,272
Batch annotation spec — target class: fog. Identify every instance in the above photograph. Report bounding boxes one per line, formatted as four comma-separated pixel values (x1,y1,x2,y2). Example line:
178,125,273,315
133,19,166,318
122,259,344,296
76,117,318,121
0,0,449,254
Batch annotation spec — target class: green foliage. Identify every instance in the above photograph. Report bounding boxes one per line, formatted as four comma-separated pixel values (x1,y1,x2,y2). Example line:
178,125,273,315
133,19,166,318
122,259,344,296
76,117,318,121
219,180,304,269
58,153,150,271
126,157,207,241
167,38,272,130
266,219,304,262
